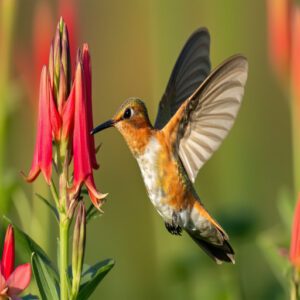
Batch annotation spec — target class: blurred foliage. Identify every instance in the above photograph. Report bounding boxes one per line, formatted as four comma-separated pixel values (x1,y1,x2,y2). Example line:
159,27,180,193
2,0,295,299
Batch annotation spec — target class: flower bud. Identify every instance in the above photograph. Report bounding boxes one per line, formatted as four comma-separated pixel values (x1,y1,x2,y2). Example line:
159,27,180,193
71,202,86,297
50,17,71,105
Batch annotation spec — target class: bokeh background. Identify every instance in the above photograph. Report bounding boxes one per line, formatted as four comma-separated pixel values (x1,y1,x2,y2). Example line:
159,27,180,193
0,0,295,299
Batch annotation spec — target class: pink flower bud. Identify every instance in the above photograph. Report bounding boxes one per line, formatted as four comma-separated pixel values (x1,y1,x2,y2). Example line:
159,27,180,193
1,225,14,280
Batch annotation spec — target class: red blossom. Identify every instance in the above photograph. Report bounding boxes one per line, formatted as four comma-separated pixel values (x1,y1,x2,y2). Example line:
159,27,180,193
24,67,54,185
25,18,106,208
0,226,31,299
1,225,14,280
291,7,300,101
290,196,300,268
81,44,99,170
72,61,106,208
267,0,291,80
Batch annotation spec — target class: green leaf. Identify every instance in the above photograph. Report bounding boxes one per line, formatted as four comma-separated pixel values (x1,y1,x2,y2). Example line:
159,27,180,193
77,259,114,300
36,193,59,222
32,252,60,300
3,216,58,275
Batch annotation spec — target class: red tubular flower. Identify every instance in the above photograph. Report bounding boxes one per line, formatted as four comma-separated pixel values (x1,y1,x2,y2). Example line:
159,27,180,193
72,61,106,208
25,18,106,208
24,67,54,185
290,196,300,268
1,225,14,280
0,226,31,299
267,0,291,81
81,44,99,170
291,8,300,101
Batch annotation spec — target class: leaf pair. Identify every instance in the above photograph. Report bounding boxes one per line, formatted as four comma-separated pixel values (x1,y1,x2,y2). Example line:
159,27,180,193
4,217,114,299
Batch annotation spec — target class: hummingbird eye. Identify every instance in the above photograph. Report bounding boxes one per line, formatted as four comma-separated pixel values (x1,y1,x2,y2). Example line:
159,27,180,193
123,108,133,119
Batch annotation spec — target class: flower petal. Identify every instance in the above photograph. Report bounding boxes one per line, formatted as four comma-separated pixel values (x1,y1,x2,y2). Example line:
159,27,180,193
6,264,31,296
0,272,7,294
24,67,53,184
49,85,62,141
291,7,300,101
267,0,291,80
62,81,75,140
85,175,107,209
1,226,14,280
82,44,99,169
72,62,93,188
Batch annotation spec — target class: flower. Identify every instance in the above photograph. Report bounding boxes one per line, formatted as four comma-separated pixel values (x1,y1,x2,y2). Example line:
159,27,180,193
291,7,300,101
23,67,54,184
290,196,300,268
25,18,106,208
267,0,291,82
0,225,31,300
72,57,106,208
24,18,72,184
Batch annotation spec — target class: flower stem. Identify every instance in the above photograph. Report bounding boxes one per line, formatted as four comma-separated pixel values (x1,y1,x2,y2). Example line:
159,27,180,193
50,178,60,209
59,215,70,300
58,139,71,300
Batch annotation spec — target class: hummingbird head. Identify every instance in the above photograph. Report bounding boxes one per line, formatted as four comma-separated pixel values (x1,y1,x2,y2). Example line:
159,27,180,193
92,97,153,155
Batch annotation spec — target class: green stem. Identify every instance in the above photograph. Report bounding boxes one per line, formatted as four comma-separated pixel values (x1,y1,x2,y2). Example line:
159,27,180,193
58,139,71,300
59,215,70,300
50,179,60,209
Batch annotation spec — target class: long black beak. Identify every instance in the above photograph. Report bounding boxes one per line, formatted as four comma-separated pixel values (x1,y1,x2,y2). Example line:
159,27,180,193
91,119,115,135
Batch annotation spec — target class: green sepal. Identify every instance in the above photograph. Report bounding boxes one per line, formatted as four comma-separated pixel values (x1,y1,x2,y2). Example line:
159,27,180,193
77,259,115,300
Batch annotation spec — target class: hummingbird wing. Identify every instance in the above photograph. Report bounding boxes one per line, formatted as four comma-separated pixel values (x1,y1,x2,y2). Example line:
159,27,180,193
175,55,248,183
154,28,211,129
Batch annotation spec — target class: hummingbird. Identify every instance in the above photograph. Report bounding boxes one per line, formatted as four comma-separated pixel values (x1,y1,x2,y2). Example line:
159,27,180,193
92,28,248,264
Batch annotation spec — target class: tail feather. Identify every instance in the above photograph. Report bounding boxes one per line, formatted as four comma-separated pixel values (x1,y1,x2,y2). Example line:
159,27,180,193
187,231,235,264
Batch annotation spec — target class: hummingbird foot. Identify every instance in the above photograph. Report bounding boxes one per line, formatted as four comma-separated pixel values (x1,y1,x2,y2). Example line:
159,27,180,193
165,213,182,235
165,222,182,235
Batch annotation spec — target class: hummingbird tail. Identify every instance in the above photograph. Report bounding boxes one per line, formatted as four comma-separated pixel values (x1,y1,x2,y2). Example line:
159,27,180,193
187,231,235,264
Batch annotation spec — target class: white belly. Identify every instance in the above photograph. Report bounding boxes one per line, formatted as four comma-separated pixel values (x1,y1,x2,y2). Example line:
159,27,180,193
136,137,173,221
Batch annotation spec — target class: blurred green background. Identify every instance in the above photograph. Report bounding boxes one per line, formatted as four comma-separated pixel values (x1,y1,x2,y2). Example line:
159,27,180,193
2,0,294,299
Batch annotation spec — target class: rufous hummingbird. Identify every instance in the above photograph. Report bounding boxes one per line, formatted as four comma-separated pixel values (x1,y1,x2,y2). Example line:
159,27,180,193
92,28,248,264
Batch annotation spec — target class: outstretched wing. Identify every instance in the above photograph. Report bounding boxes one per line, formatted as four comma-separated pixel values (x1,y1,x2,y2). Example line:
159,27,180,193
177,55,248,183
154,28,211,129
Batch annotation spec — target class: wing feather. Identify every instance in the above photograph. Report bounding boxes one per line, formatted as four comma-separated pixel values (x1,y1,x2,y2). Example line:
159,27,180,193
154,28,211,129
177,55,248,182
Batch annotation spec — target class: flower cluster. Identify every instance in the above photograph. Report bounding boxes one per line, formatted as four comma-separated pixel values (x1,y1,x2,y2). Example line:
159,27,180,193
24,18,106,209
0,225,31,300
